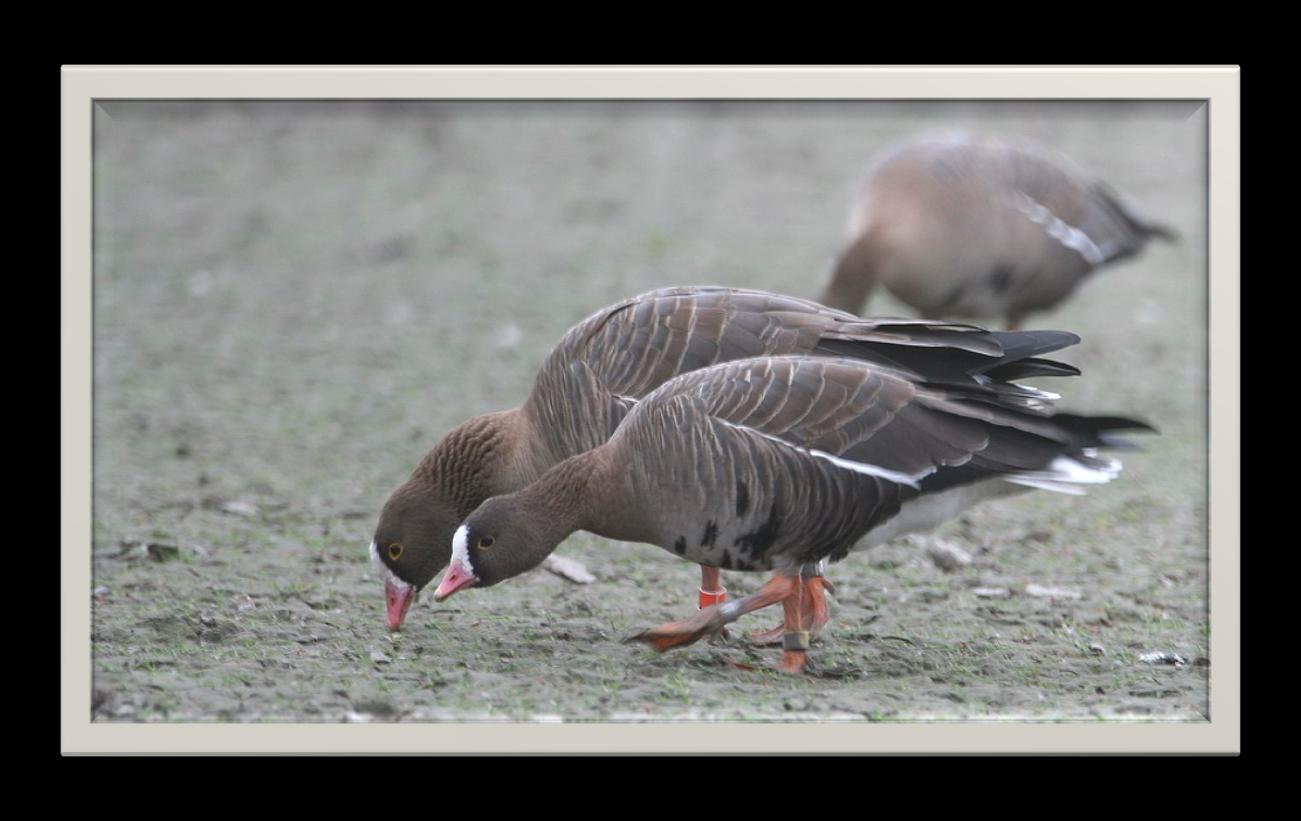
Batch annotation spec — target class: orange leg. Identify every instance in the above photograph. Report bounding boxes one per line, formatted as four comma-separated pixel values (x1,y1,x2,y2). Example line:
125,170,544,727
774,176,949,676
750,565,835,646
698,565,727,609
777,579,810,674
698,565,729,640
626,573,798,653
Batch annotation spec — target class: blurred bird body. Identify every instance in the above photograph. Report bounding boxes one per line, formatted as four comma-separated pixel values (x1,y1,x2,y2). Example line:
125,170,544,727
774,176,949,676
819,135,1177,327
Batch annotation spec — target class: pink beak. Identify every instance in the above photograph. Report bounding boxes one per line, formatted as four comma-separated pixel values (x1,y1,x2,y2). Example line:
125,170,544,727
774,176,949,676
433,559,478,602
385,577,416,632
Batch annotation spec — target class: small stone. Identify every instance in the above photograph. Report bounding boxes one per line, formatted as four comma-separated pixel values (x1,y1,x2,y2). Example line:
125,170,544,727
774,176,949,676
1139,651,1187,666
146,543,180,562
221,500,260,518
369,650,391,665
542,555,596,585
927,540,973,572
1025,584,1082,600
973,587,1010,599
1088,644,1105,656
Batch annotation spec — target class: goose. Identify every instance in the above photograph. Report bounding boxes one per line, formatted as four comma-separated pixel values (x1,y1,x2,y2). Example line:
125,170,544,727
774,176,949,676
370,286,1083,635
817,135,1177,329
433,348,1150,673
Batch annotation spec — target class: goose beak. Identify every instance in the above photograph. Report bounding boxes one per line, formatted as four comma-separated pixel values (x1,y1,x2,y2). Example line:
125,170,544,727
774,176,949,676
385,577,416,632
433,559,478,602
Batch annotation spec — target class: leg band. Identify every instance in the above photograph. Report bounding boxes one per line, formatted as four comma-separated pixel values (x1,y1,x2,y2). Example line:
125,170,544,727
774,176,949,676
699,588,728,609
782,630,811,651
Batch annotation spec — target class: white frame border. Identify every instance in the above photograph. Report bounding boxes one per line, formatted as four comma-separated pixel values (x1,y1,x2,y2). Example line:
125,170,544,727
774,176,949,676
61,65,1240,754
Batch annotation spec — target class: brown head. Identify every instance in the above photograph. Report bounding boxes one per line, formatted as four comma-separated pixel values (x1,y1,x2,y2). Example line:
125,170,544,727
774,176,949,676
432,453,599,602
370,480,463,631
430,495,570,601
368,410,529,631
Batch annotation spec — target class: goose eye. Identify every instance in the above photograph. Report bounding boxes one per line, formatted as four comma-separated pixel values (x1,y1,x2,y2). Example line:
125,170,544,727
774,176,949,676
477,535,494,550
388,543,404,560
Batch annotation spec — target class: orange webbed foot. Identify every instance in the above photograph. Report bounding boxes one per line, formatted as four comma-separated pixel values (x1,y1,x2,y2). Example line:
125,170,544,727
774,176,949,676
774,631,811,674
625,606,728,653
776,651,809,674
750,576,834,646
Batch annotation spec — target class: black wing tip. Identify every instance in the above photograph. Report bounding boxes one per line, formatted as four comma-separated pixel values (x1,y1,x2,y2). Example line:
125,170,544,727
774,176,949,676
1107,417,1159,435
1006,329,1082,347
1058,414,1159,435
985,357,1081,381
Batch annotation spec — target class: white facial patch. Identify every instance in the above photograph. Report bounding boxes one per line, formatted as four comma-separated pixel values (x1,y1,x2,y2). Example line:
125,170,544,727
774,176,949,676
369,539,413,594
451,524,476,575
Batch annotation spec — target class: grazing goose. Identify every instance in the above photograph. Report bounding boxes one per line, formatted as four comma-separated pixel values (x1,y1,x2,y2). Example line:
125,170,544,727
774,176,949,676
370,285,1082,634
817,135,1177,328
433,349,1150,673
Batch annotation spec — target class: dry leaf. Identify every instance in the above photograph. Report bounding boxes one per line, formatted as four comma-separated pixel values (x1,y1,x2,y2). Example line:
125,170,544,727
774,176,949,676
543,555,596,585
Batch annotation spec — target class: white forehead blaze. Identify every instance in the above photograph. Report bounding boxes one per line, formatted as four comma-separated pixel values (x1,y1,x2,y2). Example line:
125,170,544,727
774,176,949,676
451,524,475,574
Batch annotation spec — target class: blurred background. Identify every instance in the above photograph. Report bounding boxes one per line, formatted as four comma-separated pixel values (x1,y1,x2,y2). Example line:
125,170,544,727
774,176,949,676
91,100,1207,722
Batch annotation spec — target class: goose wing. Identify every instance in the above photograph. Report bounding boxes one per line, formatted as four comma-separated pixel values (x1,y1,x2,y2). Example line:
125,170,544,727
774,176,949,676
637,355,1147,499
998,142,1175,269
557,285,1080,402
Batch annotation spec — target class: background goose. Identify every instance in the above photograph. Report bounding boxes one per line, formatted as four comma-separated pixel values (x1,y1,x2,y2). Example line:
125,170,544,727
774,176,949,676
371,285,1082,633
818,135,1177,328
435,350,1150,673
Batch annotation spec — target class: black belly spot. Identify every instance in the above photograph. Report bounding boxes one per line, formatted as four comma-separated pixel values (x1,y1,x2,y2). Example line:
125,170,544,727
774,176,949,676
989,265,1014,293
736,482,750,516
734,499,783,558
673,536,687,555
700,520,718,548
720,550,733,570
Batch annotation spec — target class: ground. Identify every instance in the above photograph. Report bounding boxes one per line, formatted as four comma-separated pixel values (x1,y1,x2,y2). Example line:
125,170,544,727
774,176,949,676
89,100,1208,722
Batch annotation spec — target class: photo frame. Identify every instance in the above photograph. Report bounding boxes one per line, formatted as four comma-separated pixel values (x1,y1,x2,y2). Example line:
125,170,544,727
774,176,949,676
61,65,1240,754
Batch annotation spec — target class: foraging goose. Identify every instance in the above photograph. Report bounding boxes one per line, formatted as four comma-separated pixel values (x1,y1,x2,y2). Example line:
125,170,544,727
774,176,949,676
370,285,1082,633
434,348,1150,673
818,135,1177,328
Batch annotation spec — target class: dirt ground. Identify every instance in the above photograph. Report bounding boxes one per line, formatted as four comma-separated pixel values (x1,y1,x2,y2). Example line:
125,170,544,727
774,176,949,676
89,100,1208,722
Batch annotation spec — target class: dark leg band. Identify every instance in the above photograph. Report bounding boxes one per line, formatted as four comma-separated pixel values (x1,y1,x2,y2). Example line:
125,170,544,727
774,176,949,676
782,630,811,651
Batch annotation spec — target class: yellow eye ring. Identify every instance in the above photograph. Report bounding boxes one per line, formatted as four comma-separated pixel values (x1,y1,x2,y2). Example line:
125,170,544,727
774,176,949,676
477,536,494,550
388,543,404,560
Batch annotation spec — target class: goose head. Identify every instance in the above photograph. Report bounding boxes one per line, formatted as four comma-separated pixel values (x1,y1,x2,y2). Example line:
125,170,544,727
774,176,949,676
433,494,575,602
369,486,462,631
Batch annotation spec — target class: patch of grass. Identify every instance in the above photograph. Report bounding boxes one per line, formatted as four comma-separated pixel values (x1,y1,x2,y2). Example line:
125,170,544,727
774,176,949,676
221,671,252,689
658,671,693,703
